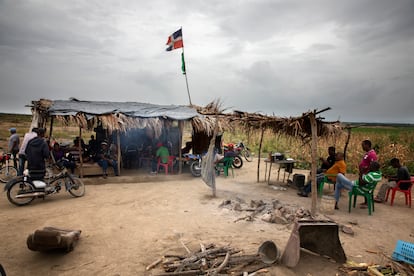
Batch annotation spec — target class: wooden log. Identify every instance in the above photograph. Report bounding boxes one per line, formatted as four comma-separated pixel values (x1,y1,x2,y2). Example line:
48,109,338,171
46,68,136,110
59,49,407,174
153,270,202,276
146,257,163,271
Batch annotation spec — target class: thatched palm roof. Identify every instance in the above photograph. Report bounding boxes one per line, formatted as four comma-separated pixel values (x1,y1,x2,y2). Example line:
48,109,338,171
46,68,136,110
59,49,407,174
31,98,342,140
192,100,343,140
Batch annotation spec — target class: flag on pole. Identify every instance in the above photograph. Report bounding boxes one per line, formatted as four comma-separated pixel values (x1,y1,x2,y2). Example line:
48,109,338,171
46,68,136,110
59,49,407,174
166,28,183,51
181,52,186,74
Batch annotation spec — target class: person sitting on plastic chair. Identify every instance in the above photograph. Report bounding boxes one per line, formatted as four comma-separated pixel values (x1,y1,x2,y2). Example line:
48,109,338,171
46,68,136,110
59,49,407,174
151,142,169,174
214,144,237,164
374,158,410,203
334,161,382,210
298,152,346,197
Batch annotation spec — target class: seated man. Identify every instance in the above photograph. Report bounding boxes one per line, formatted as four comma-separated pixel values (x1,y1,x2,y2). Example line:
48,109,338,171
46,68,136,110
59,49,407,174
318,146,336,173
374,158,411,203
96,141,119,178
51,143,76,174
151,142,170,174
298,152,346,197
334,161,382,210
214,144,237,164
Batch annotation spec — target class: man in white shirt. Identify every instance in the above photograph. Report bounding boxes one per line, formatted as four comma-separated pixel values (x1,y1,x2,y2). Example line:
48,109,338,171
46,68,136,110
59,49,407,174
17,128,38,175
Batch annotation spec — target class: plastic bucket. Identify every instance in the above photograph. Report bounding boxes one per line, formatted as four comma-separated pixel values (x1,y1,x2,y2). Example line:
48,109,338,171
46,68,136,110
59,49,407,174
320,195,335,215
258,240,280,264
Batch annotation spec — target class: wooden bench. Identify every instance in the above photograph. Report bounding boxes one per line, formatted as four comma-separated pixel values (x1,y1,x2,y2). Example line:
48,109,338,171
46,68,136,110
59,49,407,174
74,162,114,177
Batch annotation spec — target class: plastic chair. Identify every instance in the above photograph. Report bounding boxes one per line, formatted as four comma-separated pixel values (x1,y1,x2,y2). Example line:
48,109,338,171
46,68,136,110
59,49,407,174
317,174,337,197
157,156,175,175
215,157,234,177
385,177,414,207
348,181,379,215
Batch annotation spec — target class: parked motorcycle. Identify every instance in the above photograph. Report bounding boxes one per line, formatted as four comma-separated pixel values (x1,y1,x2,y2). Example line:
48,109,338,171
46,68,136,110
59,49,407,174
0,153,18,183
234,142,253,162
4,163,85,206
183,153,202,177
223,144,244,169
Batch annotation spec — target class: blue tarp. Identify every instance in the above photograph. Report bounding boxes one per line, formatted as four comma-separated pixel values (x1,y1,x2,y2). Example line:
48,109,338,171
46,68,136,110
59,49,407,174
48,99,199,121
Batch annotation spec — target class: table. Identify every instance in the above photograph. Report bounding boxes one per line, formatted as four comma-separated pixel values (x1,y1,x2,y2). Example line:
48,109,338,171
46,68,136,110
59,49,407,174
264,158,296,184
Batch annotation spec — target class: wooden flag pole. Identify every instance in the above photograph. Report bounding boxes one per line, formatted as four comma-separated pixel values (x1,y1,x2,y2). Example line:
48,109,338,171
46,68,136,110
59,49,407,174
181,47,192,106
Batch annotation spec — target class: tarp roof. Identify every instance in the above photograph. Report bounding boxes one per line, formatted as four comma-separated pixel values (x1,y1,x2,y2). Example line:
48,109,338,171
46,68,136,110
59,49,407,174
48,99,199,120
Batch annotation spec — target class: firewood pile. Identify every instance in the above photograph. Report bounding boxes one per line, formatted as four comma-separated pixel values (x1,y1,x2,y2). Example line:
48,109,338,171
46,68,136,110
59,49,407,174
219,198,312,224
146,243,272,276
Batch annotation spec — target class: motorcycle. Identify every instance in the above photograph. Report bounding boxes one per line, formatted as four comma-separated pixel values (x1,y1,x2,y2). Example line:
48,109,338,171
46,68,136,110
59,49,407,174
4,163,85,206
223,144,244,169
234,142,253,162
0,153,18,183
183,153,202,177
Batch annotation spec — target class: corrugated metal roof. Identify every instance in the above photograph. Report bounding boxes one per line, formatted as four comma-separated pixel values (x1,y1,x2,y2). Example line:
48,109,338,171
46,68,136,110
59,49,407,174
49,100,199,120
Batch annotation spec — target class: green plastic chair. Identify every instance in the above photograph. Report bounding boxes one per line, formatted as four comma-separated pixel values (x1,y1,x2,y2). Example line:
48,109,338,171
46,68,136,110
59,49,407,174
317,174,337,197
348,180,379,215
215,157,234,177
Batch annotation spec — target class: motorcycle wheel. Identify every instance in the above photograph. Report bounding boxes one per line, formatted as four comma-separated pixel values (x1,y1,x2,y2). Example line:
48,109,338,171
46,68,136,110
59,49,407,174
232,156,243,169
243,149,253,162
190,161,202,177
7,179,36,206
0,166,18,183
66,176,85,197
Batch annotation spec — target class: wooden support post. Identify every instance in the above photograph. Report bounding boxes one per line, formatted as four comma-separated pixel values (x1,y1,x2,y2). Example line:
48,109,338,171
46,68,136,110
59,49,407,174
78,127,84,178
178,121,183,174
310,112,318,216
117,131,121,176
49,117,54,143
257,127,265,183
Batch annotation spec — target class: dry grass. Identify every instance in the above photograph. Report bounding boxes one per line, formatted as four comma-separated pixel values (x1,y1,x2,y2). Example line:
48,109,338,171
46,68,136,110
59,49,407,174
1,113,413,174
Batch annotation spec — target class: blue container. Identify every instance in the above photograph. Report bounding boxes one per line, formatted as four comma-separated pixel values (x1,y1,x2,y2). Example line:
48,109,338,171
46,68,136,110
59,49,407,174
392,240,414,265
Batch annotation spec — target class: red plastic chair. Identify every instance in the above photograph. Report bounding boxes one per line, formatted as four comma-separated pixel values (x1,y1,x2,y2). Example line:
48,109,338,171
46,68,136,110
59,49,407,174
385,177,414,207
157,156,175,175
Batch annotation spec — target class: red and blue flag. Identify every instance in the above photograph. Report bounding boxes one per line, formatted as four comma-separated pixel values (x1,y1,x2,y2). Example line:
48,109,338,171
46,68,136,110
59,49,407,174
166,28,183,51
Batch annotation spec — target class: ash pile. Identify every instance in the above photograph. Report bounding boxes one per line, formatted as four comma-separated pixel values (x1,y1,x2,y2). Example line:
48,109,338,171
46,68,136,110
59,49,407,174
219,198,312,224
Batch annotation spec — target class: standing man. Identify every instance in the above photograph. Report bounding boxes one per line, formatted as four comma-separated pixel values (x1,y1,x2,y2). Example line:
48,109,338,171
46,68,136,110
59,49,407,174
25,128,49,180
17,127,38,175
8,127,20,168
359,140,378,207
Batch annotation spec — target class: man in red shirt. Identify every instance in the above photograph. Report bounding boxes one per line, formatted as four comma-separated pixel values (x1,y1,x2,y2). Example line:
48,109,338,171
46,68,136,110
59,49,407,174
359,140,378,175
359,140,378,206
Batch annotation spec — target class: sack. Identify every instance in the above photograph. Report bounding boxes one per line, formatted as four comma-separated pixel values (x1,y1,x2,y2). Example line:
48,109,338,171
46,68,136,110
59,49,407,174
27,227,81,252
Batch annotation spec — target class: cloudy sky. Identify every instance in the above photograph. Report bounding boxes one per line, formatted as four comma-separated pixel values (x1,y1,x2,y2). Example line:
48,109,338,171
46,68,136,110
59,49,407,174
1,0,413,123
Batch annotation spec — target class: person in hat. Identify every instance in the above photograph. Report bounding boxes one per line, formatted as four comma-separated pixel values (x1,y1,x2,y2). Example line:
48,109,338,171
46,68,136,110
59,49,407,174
151,142,170,174
96,140,119,178
8,127,20,168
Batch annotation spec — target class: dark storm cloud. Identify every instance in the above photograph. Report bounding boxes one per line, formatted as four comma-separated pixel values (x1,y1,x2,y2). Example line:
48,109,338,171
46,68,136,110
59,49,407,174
0,0,413,123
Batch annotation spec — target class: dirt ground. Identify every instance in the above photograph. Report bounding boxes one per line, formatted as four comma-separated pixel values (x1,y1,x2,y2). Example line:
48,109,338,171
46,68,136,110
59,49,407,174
1,160,413,276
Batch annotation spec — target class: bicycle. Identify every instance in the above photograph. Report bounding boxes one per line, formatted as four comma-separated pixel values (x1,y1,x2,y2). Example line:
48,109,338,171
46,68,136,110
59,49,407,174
0,153,18,183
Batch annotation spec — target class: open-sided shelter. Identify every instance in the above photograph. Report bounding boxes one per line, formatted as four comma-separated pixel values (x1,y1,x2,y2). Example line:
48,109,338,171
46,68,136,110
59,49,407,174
29,98,203,176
